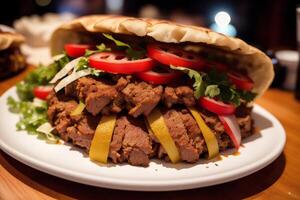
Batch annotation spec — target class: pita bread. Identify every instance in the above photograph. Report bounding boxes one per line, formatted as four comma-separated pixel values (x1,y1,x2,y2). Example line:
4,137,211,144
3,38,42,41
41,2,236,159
0,31,24,51
50,15,274,98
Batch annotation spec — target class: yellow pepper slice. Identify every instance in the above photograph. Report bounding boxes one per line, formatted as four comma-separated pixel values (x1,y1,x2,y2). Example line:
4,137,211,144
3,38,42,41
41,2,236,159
188,107,219,159
146,108,180,163
89,114,117,163
70,101,86,116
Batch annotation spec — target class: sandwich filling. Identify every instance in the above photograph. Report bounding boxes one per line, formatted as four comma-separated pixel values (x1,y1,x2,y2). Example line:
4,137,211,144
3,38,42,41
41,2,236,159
44,33,255,166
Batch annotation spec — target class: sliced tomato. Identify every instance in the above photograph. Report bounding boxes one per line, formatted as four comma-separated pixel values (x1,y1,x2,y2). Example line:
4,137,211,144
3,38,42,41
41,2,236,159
33,86,53,100
136,67,182,85
147,44,205,69
88,52,155,74
64,44,93,58
199,97,236,115
228,71,254,91
205,61,228,72
219,115,241,149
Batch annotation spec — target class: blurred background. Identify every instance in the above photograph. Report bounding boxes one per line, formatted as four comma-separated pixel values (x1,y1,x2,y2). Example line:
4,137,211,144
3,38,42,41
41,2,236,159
0,0,297,50
0,0,299,92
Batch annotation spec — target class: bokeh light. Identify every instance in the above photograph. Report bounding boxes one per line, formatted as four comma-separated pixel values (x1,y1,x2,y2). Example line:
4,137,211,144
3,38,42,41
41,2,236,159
215,11,231,27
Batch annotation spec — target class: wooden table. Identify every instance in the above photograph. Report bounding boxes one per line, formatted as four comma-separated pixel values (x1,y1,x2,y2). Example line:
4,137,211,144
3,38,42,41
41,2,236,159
0,67,299,200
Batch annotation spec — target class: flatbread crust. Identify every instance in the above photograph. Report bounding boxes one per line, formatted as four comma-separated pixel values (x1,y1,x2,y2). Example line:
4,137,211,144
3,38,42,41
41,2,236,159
0,31,24,51
50,15,274,97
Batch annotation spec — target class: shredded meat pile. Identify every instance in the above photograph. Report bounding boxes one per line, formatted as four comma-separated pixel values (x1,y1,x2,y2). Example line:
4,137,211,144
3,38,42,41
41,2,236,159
48,76,254,166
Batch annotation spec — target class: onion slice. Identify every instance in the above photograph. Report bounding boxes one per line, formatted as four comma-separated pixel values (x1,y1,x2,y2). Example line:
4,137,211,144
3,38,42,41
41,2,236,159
219,115,241,149
52,54,65,62
36,122,59,143
50,57,82,84
36,122,54,134
32,98,46,107
54,69,91,92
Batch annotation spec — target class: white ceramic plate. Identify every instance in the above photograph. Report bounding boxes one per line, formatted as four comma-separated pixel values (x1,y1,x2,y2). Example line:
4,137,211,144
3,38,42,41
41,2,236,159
0,87,286,191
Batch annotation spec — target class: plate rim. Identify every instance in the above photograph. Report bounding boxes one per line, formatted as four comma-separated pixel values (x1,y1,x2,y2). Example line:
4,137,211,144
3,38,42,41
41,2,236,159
0,86,286,191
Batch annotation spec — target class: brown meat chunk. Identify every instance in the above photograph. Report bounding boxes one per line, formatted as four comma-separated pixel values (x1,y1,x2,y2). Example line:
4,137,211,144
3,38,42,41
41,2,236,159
163,109,199,163
163,87,178,108
47,91,99,149
101,77,128,115
85,90,117,116
199,110,231,150
68,114,100,149
237,115,253,138
75,77,129,116
76,77,99,99
109,116,127,163
115,76,128,91
127,148,149,166
163,86,195,108
122,82,163,117
64,80,78,97
179,109,205,154
47,93,77,124
175,86,196,106
76,77,118,116
109,116,153,166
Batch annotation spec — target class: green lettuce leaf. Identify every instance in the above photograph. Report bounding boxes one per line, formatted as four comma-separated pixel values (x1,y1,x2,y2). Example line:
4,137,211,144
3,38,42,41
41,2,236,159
205,85,220,98
170,65,205,99
102,33,146,60
84,43,111,57
103,33,131,48
16,55,68,101
7,96,59,143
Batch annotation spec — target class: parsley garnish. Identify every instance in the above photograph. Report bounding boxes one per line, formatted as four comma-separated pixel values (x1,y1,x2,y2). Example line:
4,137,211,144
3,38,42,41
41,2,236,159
76,57,89,71
171,66,256,105
205,85,220,97
76,57,102,77
170,65,205,98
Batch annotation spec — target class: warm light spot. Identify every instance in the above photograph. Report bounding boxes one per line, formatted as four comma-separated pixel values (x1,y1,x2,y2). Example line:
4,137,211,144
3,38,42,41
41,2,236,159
35,0,51,6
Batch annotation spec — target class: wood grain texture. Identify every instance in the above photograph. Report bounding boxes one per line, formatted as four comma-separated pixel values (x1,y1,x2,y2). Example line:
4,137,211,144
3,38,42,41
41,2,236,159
0,67,299,200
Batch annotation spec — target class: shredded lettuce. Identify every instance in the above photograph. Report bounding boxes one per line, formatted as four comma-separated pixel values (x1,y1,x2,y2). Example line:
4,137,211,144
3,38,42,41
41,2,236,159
8,54,69,143
16,54,69,101
7,97,59,143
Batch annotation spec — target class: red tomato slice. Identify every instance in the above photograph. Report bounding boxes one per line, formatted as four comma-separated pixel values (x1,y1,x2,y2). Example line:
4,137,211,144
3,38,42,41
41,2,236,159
88,52,155,74
64,44,93,58
33,86,53,100
199,97,236,115
205,61,228,72
147,44,205,69
219,115,241,149
136,67,182,85
228,71,254,91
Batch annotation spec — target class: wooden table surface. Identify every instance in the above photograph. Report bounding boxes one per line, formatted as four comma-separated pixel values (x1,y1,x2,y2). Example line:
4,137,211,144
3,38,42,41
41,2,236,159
0,67,299,200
